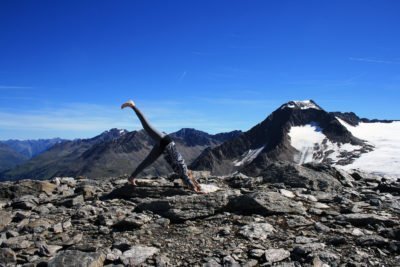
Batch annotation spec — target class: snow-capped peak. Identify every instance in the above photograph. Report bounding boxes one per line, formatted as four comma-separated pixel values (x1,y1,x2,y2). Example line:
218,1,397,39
281,100,322,110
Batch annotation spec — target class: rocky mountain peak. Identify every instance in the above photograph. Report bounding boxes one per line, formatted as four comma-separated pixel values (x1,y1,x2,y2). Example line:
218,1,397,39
280,100,322,111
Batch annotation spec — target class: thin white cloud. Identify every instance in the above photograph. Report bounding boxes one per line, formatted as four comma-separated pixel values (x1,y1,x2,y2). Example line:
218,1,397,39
349,57,400,64
177,71,187,82
0,101,243,139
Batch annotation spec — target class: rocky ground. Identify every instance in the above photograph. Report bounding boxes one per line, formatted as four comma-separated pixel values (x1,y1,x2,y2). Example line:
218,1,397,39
0,163,399,266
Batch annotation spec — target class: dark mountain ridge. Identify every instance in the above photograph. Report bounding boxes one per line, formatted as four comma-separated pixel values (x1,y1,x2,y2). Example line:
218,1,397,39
0,128,241,181
190,100,370,175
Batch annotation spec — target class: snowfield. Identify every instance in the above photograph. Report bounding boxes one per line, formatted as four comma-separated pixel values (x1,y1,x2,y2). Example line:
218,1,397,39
337,118,400,177
288,123,362,165
233,146,265,166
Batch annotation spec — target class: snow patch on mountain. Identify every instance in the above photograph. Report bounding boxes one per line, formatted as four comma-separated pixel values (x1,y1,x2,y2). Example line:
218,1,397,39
282,100,322,110
233,146,265,166
337,118,400,176
288,123,362,164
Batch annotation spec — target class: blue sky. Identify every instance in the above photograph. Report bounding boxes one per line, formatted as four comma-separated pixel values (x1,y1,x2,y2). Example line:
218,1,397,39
0,0,399,139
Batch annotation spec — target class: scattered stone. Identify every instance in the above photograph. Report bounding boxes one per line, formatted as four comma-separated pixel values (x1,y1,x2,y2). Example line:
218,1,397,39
222,255,240,267
60,194,85,207
239,222,275,240
264,248,290,263
112,213,152,230
1,235,33,250
0,248,16,264
11,195,39,210
249,249,264,258
48,250,105,267
356,235,389,247
51,222,63,233
120,245,159,266
336,213,398,227
314,222,330,233
106,248,122,261
0,211,12,231
279,189,295,198
38,243,63,257
286,215,314,227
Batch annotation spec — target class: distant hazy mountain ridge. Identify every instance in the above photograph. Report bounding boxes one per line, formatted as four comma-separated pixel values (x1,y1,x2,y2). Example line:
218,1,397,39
0,128,241,180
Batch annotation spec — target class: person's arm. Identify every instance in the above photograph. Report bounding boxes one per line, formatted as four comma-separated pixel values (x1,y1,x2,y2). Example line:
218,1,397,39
130,144,163,178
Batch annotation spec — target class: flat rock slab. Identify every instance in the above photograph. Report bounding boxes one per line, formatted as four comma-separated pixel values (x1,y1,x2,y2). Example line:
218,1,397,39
120,245,159,266
228,191,306,216
48,250,105,267
135,189,240,222
265,248,290,263
336,213,398,227
104,184,191,200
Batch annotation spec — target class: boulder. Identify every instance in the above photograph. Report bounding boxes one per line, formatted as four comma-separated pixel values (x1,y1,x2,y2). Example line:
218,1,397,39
48,250,105,267
135,190,240,222
239,222,275,240
228,191,306,216
120,245,159,266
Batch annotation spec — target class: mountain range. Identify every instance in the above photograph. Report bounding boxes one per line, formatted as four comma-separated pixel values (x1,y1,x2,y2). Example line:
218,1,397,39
1,100,399,181
0,128,242,180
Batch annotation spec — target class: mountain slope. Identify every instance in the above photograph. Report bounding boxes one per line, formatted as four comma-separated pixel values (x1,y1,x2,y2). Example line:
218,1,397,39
0,143,28,172
1,138,66,158
191,100,372,176
0,128,241,180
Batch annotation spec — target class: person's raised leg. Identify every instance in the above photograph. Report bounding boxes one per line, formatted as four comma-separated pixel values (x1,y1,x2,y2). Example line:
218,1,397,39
121,100,166,142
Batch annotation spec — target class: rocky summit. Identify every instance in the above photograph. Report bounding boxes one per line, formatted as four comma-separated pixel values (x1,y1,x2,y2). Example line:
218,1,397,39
0,164,399,267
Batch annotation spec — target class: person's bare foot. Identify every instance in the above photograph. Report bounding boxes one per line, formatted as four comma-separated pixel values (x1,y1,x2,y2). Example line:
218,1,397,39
121,100,135,109
127,177,137,186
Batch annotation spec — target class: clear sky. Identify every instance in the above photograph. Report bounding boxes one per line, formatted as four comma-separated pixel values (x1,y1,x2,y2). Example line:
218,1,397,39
0,0,399,140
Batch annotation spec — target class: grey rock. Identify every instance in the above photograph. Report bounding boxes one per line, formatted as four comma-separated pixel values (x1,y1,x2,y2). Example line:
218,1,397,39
38,244,63,257
314,222,330,233
0,248,16,264
0,211,12,232
1,235,33,250
239,222,275,240
51,222,63,233
106,248,122,261
112,238,131,252
228,191,306,216
203,258,222,267
155,254,170,267
48,250,105,267
264,248,290,263
112,213,152,230
295,236,319,244
104,183,190,200
286,215,314,227
336,213,398,227
242,259,259,267
10,195,39,210
260,163,342,191
249,249,265,258
60,195,85,208
317,251,340,264
222,255,240,267
135,190,240,222
120,245,159,266
356,235,389,247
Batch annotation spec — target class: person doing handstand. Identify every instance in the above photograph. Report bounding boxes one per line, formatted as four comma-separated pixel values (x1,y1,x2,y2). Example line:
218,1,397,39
121,100,203,193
